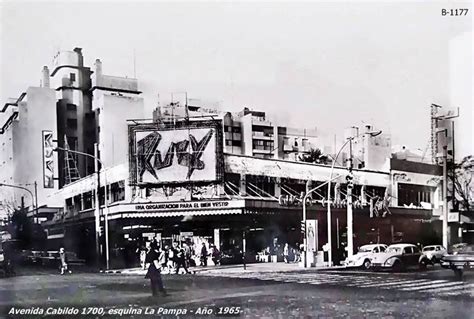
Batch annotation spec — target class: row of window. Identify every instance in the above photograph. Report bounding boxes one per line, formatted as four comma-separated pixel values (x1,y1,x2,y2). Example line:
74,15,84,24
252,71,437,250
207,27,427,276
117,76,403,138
65,180,125,214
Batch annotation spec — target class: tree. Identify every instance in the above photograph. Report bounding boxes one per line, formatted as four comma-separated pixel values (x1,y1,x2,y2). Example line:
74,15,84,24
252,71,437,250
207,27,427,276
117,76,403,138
451,155,474,211
5,206,46,250
298,148,329,165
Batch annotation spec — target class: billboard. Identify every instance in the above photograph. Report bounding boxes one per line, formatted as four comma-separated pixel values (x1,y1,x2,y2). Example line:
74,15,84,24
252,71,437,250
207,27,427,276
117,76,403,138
42,130,55,188
128,120,224,186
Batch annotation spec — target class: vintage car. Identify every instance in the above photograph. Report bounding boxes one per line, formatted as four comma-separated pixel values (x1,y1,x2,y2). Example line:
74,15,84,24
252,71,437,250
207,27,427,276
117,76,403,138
419,245,447,268
370,243,422,272
449,243,468,255
441,244,474,279
343,244,387,269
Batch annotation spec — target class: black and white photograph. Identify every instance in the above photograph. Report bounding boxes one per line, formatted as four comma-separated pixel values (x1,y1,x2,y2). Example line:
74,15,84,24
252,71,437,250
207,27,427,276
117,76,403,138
0,1,473,318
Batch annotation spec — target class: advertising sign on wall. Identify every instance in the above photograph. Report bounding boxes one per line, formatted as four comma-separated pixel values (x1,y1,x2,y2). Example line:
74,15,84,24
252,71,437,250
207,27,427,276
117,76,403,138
306,219,318,252
42,130,55,188
128,120,224,186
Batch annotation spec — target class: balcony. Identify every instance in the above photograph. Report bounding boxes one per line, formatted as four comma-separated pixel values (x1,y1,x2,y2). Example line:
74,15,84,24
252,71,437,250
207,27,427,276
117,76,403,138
252,131,274,140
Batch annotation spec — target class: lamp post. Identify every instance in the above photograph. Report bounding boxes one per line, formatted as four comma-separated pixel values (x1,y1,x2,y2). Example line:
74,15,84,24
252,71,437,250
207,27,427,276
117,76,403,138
54,145,110,270
0,182,36,219
327,130,382,265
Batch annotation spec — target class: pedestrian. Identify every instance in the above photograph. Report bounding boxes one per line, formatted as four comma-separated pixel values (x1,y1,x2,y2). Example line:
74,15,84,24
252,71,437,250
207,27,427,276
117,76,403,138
175,247,190,274
183,241,192,268
294,243,301,262
59,247,72,275
200,242,208,266
283,243,289,263
144,243,168,297
167,245,175,273
211,245,221,266
138,244,147,270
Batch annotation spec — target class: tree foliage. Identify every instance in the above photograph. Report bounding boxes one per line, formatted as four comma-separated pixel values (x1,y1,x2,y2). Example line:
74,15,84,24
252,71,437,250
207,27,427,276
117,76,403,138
452,155,474,211
5,207,46,250
298,148,330,165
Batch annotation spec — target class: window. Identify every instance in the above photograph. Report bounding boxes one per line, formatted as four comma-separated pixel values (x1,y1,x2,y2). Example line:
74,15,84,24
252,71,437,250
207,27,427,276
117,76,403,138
373,247,379,253
397,183,435,207
380,246,386,252
403,247,413,254
66,104,77,112
70,73,76,82
111,181,125,203
66,118,78,129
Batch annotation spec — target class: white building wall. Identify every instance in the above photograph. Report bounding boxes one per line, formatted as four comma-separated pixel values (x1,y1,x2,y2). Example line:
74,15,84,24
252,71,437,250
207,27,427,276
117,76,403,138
449,32,473,161
3,87,58,208
93,92,144,168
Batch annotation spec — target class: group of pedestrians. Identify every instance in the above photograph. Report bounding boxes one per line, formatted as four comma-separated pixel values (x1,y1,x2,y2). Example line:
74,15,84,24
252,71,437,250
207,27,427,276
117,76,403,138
283,243,302,263
142,240,193,275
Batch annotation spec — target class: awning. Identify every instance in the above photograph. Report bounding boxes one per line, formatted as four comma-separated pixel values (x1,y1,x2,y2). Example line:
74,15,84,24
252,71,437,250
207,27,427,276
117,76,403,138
108,208,243,220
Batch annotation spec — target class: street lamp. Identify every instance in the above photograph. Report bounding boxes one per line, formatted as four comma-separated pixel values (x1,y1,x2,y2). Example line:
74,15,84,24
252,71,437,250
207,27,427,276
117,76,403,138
54,145,110,270
327,130,382,266
0,182,37,221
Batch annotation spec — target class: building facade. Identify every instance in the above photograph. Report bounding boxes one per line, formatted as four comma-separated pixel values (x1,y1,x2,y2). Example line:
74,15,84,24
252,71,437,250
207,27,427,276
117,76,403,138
1,47,461,268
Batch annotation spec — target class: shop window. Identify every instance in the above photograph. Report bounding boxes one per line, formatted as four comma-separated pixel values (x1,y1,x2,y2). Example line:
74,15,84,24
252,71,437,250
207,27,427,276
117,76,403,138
397,183,435,207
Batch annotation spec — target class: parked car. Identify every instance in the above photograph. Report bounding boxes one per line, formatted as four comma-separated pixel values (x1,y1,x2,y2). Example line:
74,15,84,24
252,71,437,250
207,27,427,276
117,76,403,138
371,243,422,272
343,244,387,269
419,245,447,269
441,244,474,279
449,243,468,255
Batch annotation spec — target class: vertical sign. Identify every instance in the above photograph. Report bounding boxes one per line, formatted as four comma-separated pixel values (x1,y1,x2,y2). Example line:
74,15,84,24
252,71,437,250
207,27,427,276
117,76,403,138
42,130,55,188
306,219,318,252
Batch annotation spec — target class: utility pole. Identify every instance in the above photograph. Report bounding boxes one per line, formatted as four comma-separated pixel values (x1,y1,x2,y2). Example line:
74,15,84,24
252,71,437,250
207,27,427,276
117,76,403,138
442,145,449,249
347,139,354,258
94,143,101,267
34,181,38,224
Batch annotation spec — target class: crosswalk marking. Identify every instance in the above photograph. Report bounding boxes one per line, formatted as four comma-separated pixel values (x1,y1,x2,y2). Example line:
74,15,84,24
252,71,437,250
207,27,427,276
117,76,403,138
401,281,461,292
199,270,474,297
358,279,418,288
437,283,474,295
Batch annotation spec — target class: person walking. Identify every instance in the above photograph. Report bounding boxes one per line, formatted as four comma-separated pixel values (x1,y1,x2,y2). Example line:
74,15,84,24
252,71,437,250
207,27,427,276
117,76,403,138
144,243,168,297
283,243,289,263
200,242,208,266
211,245,221,266
175,247,190,274
59,247,72,275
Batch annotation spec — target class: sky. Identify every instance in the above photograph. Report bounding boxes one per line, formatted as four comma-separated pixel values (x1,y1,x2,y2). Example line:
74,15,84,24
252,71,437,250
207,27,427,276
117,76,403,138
1,0,472,152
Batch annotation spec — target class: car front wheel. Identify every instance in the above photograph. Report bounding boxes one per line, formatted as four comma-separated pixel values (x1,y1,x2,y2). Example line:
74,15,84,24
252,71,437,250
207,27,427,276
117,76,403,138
419,260,427,270
392,260,403,272
362,259,371,270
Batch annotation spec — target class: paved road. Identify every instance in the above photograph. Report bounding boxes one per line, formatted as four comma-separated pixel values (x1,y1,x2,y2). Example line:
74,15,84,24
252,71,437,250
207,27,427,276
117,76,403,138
0,266,473,318
201,267,474,298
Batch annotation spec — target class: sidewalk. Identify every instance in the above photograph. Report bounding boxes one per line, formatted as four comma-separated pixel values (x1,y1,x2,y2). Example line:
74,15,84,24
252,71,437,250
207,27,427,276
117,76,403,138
104,262,345,276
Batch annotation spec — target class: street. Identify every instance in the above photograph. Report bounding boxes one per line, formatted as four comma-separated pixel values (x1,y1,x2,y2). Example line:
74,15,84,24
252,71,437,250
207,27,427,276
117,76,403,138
1,265,473,318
